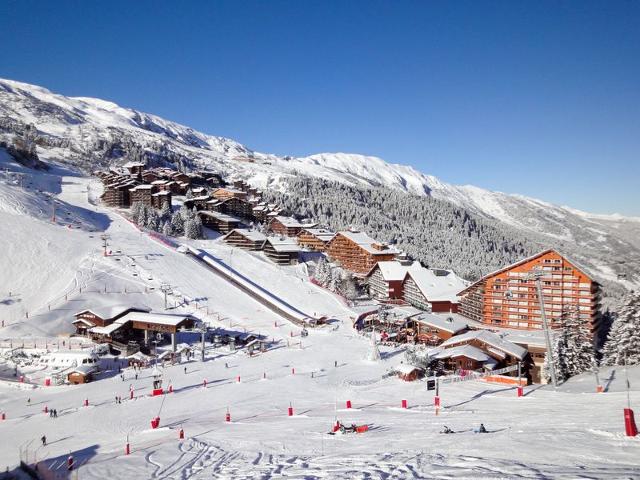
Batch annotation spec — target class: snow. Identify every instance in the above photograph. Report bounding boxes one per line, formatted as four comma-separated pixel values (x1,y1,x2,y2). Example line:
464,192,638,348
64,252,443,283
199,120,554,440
413,312,468,334
336,231,400,255
440,330,528,360
74,304,151,320
1,79,640,477
405,267,469,303
433,344,494,363
370,260,421,281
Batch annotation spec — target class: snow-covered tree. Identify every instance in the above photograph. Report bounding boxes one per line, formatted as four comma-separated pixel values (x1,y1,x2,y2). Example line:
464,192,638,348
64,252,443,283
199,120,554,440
185,188,194,199
184,214,203,239
161,220,173,236
146,208,160,231
602,292,640,366
365,329,381,362
341,271,359,300
314,257,330,283
544,307,596,382
170,210,185,236
159,203,172,224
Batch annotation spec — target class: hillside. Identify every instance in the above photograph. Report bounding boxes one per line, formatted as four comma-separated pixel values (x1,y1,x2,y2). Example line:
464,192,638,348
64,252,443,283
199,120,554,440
1,78,639,296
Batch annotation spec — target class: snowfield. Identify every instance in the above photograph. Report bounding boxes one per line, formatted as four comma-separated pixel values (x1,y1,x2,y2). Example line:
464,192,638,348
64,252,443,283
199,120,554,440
0,154,639,479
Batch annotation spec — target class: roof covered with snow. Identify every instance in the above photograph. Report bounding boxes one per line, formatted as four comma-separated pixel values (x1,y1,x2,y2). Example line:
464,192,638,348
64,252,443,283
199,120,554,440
367,260,421,281
413,312,468,334
266,237,301,253
75,304,151,320
395,363,423,374
119,311,192,327
272,216,305,228
433,344,495,363
336,231,400,255
439,330,528,360
198,210,241,223
300,228,335,242
404,268,469,303
225,229,267,242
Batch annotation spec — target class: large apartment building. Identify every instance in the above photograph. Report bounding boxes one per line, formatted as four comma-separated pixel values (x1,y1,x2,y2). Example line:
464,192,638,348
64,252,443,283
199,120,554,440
457,249,601,334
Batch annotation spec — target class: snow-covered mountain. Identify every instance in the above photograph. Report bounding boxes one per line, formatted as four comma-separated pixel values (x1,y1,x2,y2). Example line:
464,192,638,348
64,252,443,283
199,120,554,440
1,78,639,289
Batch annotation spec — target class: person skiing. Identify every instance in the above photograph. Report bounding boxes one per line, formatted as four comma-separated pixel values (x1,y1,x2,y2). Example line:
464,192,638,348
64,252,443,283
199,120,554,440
477,423,487,433
184,367,187,374
441,426,454,434
53,409,57,418
41,435,46,446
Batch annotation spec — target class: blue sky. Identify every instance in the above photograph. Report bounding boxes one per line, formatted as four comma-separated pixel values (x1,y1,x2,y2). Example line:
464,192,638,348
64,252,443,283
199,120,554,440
1,1,639,215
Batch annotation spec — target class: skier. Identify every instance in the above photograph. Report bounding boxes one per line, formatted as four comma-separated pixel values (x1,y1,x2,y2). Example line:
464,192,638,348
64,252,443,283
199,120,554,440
27,397,31,406
41,435,46,446
135,373,138,380
53,409,57,418
441,426,454,434
184,367,187,374
477,423,487,433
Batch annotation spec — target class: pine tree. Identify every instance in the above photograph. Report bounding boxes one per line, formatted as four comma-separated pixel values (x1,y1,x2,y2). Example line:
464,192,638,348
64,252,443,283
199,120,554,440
159,203,172,225
146,208,160,231
314,257,330,283
602,293,640,366
170,211,185,236
544,307,595,382
162,220,173,236
185,188,194,199
341,271,359,300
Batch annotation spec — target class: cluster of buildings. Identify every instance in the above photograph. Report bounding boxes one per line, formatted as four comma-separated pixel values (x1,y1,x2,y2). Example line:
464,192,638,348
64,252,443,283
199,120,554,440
93,162,604,384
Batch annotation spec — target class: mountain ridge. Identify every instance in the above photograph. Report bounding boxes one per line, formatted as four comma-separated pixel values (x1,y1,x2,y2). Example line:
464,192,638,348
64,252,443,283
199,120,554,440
1,77,638,291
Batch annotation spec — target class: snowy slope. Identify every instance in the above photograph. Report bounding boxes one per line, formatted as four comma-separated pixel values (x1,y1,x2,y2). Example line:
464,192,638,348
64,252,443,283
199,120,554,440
2,78,640,289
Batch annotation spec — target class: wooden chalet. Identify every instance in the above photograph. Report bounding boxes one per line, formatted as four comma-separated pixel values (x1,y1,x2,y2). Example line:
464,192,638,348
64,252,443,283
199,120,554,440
89,311,194,352
72,305,152,336
457,249,602,334
151,190,171,209
212,187,247,201
406,313,468,345
198,210,242,233
183,195,211,211
297,228,335,252
269,216,314,237
395,364,424,382
402,268,468,313
67,365,96,384
223,229,266,250
101,179,137,208
263,237,301,265
365,259,421,300
219,197,254,220
129,184,157,206
434,329,528,373
123,161,145,179
325,230,399,275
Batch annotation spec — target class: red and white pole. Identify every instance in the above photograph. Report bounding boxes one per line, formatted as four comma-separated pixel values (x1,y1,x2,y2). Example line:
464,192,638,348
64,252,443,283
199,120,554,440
125,442,130,455
84,398,89,407
225,408,231,423
236,375,241,383
203,379,207,388
401,399,408,409
288,402,294,417
346,400,352,409
179,428,184,439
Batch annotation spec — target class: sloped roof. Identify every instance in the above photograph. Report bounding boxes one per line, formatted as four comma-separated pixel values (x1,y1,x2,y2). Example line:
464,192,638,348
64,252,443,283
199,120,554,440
119,311,192,327
224,229,267,242
336,231,400,255
439,330,527,360
75,304,151,321
300,228,335,242
458,249,599,296
367,260,421,281
395,363,423,374
404,268,469,303
433,344,493,363
413,312,468,334
273,216,305,228
266,237,301,253
198,210,241,223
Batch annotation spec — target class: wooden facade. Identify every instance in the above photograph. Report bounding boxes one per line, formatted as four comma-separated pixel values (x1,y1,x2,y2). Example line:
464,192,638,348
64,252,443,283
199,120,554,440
220,197,254,220
263,238,301,265
212,187,247,201
129,185,157,206
223,229,266,250
325,231,398,275
297,228,335,252
198,211,241,233
457,249,601,333
269,217,306,237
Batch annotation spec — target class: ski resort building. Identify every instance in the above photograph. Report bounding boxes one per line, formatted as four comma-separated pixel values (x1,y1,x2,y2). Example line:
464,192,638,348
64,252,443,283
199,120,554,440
457,249,602,333
198,211,242,233
129,184,157,206
123,161,145,179
297,228,336,252
402,268,468,313
325,231,399,275
219,197,255,220
223,229,267,250
263,237,301,265
100,179,137,208
212,187,247,201
406,312,469,344
268,216,310,237
151,190,171,209
88,311,194,352
72,305,152,335
433,329,528,373
365,259,421,300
